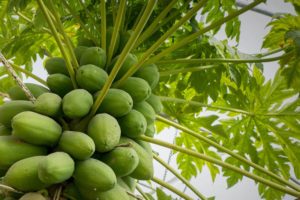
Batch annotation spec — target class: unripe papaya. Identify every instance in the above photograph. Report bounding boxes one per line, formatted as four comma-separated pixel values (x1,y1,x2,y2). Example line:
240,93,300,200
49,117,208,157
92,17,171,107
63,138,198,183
47,74,73,97
133,101,156,125
62,89,93,119
76,64,108,93
122,176,137,192
0,100,34,127
136,140,152,155
73,158,116,192
0,136,47,171
8,83,49,100
119,137,154,180
118,110,147,138
58,131,95,160
134,63,159,89
80,47,106,69
74,46,88,62
145,123,156,137
12,111,62,147
106,26,120,56
4,156,49,192
118,77,151,103
101,146,139,177
118,30,132,53
38,152,74,185
19,192,47,200
146,94,163,113
34,93,62,117
44,57,69,76
0,124,11,135
88,113,121,152
96,88,133,117
107,53,138,80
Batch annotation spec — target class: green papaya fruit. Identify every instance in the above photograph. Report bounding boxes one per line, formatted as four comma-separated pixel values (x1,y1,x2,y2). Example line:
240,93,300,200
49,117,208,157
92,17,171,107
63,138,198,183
121,176,136,192
118,77,151,103
133,101,156,125
106,26,120,56
107,53,138,80
77,38,95,47
12,111,62,147
119,137,154,180
4,156,49,192
136,140,152,155
34,93,62,117
74,46,88,62
19,193,47,200
8,83,49,100
58,131,95,160
80,47,106,69
0,124,11,135
62,89,93,119
96,88,133,117
73,158,116,192
118,30,132,53
0,136,47,171
44,57,69,76
47,73,73,97
101,146,139,177
146,94,163,113
134,63,159,89
63,182,83,200
87,113,121,152
38,152,74,185
0,100,34,127
76,64,108,93
118,109,147,138
145,123,156,137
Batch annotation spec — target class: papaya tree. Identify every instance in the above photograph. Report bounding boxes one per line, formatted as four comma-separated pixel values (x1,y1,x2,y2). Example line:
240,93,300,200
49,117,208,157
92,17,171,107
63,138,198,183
0,0,299,200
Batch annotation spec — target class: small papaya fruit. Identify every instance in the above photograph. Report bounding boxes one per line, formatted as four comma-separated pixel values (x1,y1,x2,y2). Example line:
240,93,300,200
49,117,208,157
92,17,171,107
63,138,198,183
76,64,108,93
146,94,163,113
58,131,95,160
74,46,88,62
118,77,151,103
119,137,154,180
0,136,47,171
145,123,156,137
73,158,116,192
44,57,69,76
8,83,49,100
87,113,121,152
38,152,75,185
12,111,62,147
136,140,152,155
34,93,62,117
134,63,159,89
101,146,139,177
47,73,73,97
96,88,133,117
0,100,34,127
80,47,106,69
121,176,136,192
19,192,47,200
62,89,93,119
0,124,11,135
4,156,49,192
133,101,156,125
118,109,147,138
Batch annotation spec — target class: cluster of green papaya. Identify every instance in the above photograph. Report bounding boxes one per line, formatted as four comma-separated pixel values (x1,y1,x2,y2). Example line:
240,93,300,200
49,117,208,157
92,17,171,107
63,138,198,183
0,40,163,199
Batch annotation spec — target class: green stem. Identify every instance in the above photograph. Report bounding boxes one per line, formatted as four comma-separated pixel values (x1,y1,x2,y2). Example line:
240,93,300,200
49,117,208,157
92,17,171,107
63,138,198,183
107,0,126,64
256,46,289,58
113,0,207,87
140,135,300,197
134,0,178,48
159,65,218,77
47,0,79,69
62,0,98,45
156,51,293,65
156,115,300,192
100,0,106,51
147,0,265,64
136,185,151,200
152,177,194,200
153,154,207,200
10,63,47,86
37,0,77,88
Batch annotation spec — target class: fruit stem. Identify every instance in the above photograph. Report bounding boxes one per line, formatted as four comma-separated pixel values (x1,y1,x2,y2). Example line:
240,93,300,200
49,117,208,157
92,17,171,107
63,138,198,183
37,0,78,89
0,52,36,102
147,0,265,64
136,185,151,200
159,65,218,77
100,0,107,51
151,177,194,200
155,115,300,192
113,0,208,88
153,154,207,200
140,135,300,197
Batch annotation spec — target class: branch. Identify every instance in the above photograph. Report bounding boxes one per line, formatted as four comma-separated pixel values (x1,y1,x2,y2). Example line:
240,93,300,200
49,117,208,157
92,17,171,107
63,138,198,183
136,185,151,200
0,52,36,102
126,191,143,200
159,65,218,77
